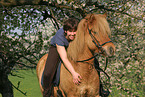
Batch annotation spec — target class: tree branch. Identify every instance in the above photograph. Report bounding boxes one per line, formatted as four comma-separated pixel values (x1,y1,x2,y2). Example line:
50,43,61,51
93,3,144,21
0,0,41,7
15,61,36,68
47,2,86,17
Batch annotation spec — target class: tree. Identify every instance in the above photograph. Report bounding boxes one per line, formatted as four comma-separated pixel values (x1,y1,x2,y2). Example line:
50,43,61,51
0,0,144,96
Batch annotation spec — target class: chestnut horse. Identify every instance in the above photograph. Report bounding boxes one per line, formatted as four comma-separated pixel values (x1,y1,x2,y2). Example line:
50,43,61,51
36,13,115,97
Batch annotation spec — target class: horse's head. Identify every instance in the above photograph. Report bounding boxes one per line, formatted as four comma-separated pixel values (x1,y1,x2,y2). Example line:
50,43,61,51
76,13,115,57
86,13,115,57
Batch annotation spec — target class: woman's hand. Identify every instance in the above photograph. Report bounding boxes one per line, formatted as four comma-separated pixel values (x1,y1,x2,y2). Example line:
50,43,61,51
72,72,82,85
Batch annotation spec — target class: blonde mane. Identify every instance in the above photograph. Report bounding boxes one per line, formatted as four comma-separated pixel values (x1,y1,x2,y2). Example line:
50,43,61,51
67,13,111,61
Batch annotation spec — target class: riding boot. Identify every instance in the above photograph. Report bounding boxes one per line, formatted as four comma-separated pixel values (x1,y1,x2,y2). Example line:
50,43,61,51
43,84,54,97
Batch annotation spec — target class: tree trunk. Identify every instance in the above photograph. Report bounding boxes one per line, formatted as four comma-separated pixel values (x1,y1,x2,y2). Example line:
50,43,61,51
0,73,13,97
0,52,13,97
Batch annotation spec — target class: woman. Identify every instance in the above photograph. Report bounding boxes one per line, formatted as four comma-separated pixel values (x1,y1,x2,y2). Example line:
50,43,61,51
43,18,81,97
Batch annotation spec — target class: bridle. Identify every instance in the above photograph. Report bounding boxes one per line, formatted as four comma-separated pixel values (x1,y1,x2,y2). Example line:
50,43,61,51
77,27,112,62
88,27,112,53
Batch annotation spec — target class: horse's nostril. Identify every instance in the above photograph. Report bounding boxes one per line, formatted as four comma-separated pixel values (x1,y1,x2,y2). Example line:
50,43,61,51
109,47,114,55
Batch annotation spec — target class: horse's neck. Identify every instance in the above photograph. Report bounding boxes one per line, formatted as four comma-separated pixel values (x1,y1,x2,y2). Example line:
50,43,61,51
67,42,96,76
78,46,94,62
68,43,94,64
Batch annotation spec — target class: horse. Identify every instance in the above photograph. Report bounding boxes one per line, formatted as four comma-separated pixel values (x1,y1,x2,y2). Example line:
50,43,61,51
36,13,115,97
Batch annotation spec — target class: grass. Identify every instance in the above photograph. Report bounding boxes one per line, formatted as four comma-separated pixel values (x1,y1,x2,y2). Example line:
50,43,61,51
7,69,42,97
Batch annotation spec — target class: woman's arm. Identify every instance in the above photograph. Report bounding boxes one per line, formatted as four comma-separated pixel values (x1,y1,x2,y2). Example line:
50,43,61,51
56,44,82,85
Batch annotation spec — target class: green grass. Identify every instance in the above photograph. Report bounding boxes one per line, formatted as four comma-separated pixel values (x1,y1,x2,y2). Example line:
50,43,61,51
7,69,42,97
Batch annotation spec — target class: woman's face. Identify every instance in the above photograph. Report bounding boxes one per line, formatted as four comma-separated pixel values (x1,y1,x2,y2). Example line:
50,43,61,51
65,30,76,41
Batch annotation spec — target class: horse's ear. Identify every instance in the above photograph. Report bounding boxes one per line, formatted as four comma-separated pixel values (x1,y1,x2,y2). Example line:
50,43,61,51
103,12,107,18
89,14,95,24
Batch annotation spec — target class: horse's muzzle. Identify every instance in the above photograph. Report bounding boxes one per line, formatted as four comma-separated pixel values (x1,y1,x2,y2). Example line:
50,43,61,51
102,46,115,57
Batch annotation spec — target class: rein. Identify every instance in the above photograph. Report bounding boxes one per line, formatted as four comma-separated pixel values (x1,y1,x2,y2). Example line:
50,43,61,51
77,55,110,80
77,53,98,62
